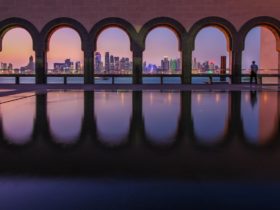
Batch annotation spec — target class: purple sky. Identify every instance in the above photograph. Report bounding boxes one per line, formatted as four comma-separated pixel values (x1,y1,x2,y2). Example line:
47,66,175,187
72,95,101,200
0,26,263,69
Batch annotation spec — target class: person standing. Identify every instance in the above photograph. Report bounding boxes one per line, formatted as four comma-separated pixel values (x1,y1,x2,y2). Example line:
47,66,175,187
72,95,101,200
250,61,258,84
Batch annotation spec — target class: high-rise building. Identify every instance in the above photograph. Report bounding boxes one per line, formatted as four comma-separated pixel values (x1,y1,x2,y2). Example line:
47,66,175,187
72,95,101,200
120,57,126,70
176,58,181,71
170,59,177,71
193,57,197,69
105,52,110,72
161,56,169,71
110,55,115,71
220,56,227,73
209,62,215,71
114,57,120,71
8,63,13,70
1,62,7,70
75,61,81,71
143,61,147,72
20,55,35,73
124,58,129,70
95,52,102,72
65,59,73,70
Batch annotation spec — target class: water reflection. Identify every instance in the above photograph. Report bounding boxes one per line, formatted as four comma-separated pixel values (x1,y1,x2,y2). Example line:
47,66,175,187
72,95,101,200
0,96,35,144
47,91,84,144
191,92,230,144
241,91,279,145
0,91,278,147
94,91,132,146
143,92,180,144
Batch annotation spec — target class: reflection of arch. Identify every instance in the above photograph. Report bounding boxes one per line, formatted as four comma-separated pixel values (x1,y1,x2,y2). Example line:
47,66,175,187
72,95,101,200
90,17,138,52
41,17,89,52
46,91,84,145
139,17,186,51
142,92,181,147
188,17,237,52
94,91,132,147
239,16,280,51
240,91,280,147
190,92,232,147
0,17,39,51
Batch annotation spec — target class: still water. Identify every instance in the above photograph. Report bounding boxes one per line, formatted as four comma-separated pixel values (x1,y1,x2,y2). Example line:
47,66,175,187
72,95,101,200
0,90,279,209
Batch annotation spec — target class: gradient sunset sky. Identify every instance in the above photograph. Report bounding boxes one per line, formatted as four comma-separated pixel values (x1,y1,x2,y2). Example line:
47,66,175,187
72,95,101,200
0,26,273,69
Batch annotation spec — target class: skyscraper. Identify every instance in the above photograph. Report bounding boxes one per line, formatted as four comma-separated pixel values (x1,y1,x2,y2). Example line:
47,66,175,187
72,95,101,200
120,57,126,70
161,56,169,71
20,55,35,73
75,61,81,71
114,57,120,71
170,59,177,71
124,58,129,70
176,58,181,71
110,55,115,71
95,52,102,72
105,52,110,72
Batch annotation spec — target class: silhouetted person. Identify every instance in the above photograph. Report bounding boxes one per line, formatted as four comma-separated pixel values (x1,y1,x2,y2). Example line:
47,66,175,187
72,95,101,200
250,61,258,84
250,91,257,108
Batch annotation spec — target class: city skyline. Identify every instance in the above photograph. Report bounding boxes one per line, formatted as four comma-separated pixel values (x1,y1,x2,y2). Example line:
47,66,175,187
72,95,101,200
0,26,272,70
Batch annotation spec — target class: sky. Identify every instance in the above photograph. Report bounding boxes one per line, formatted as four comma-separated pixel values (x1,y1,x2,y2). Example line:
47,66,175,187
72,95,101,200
0,26,273,70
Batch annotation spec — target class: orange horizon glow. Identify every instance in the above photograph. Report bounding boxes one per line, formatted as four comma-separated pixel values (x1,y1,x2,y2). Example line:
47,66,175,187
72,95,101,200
47,27,84,69
0,28,34,69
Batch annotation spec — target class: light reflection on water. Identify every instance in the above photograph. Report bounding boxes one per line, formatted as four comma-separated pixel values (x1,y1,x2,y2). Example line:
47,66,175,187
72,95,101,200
191,92,230,144
0,90,278,146
241,91,279,144
0,96,35,144
47,91,84,144
95,91,132,145
143,91,180,144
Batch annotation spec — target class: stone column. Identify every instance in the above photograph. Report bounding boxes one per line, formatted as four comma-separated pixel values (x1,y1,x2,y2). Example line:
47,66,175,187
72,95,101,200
230,91,243,138
34,94,50,139
182,36,192,84
129,91,144,142
84,49,94,84
81,91,96,139
35,47,47,84
178,92,193,139
132,47,143,84
231,47,242,84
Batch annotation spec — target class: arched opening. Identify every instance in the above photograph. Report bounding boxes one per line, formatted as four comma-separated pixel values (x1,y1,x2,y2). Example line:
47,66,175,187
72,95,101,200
0,95,35,144
47,91,84,144
143,27,181,84
241,91,279,145
192,27,231,84
0,28,35,84
46,27,84,84
94,91,132,146
143,91,180,144
94,27,132,84
242,26,279,84
191,92,230,144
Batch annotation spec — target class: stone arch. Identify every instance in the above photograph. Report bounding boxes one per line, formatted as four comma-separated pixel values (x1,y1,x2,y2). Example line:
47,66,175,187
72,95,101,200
139,17,187,51
188,17,237,52
40,17,89,52
0,17,39,52
89,17,138,52
239,16,280,51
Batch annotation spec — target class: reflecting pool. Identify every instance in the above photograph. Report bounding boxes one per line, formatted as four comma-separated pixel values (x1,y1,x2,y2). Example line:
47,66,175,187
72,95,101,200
0,90,279,209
